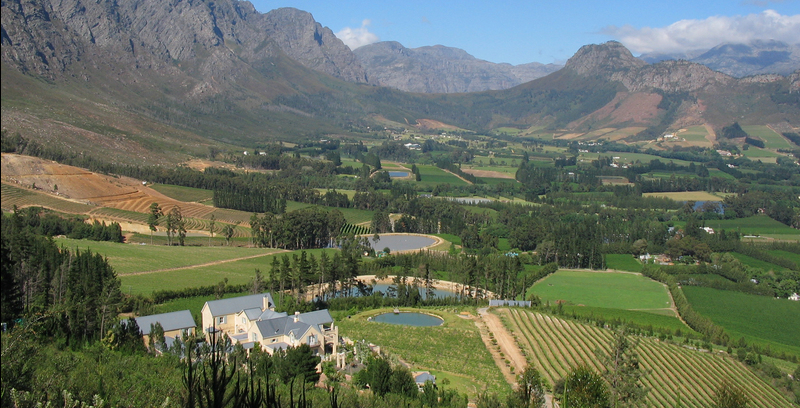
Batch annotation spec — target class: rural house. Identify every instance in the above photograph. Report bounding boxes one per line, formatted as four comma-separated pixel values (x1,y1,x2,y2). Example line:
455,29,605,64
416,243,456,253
135,310,196,349
201,293,338,355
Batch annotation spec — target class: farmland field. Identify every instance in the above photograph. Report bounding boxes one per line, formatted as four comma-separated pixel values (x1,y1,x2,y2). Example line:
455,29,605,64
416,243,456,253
768,250,800,265
560,305,693,334
683,286,800,355
1,182,96,213
416,165,469,186
642,191,723,201
336,307,509,397
730,252,790,273
528,270,672,313
742,125,792,150
499,309,792,408
116,248,335,294
704,215,800,238
605,254,643,272
149,184,214,203
53,237,280,276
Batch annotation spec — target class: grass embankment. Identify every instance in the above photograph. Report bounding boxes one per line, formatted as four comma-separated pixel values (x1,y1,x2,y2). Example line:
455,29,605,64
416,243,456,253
335,307,509,398
1,182,96,213
499,308,793,408
683,286,800,357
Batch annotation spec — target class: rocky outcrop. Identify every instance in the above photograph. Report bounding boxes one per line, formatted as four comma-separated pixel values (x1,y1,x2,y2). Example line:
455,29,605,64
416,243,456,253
354,41,561,93
259,8,367,83
565,41,733,93
1,0,363,83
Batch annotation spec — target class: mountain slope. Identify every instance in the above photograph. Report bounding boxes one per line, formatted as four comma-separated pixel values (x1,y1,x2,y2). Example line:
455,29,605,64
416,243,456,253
2,1,797,164
354,41,561,93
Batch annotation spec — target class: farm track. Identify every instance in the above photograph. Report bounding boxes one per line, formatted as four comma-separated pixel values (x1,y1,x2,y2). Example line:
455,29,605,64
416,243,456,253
494,309,792,408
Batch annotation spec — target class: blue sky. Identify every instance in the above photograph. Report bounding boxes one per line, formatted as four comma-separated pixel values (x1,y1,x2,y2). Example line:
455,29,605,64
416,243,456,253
250,0,800,65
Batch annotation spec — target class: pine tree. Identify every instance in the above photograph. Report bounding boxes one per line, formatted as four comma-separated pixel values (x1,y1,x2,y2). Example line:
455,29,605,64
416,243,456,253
596,326,649,407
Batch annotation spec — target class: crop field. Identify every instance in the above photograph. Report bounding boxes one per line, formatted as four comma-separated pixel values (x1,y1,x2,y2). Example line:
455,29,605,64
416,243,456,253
578,151,694,166
416,165,469,186
708,168,737,179
149,184,214,203
642,191,723,201
528,270,673,314
683,286,800,356
768,250,800,265
335,307,509,397
1,182,96,213
605,254,643,272
730,252,790,273
53,237,280,276
560,305,693,334
679,126,712,146
742,125,792,150
704,215,800,238
117,248,335,295
499,309,792,407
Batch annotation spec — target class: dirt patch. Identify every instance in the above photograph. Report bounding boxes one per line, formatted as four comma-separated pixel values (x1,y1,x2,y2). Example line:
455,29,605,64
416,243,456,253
477,308,526,385
415,119,462,131
461,169,515,179
183,159,239,172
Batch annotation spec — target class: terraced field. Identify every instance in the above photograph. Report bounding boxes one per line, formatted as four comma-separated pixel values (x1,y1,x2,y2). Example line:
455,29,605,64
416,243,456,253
1,182,96,213
500,309,792,408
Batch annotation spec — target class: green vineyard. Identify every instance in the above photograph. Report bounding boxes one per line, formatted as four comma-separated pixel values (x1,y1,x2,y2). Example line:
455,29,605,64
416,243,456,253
499,308,792,408
340,223,370,236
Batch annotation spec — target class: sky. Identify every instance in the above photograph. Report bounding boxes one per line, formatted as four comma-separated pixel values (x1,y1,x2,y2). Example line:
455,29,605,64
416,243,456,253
250,0,800,65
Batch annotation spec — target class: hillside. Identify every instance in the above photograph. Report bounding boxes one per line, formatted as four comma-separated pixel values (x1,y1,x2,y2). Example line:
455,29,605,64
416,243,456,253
2,0,799,164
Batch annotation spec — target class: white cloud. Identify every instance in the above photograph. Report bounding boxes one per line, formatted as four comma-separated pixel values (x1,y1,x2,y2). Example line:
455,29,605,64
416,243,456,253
603,10,800,54
335,19,380,50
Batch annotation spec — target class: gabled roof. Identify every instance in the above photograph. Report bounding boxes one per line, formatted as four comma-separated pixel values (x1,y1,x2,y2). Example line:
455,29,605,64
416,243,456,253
136,310,196,335
297,309,334,328
414,372,436,384
203,293,275,317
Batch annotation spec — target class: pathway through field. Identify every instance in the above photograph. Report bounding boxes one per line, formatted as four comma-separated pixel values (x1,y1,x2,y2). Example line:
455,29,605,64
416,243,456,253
119,251,288,276
477,307,555,408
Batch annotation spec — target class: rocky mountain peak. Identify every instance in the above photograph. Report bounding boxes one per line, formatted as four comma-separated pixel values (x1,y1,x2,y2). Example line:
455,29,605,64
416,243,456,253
565,41,646,77
260,7,368,83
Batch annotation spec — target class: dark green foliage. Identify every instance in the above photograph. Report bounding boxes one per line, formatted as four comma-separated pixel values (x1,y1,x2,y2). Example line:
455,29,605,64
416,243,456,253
721,123,749,139
506,366,547,408
712,379,751,408
596,326,649,407
275,344,322,384
556,366,610,408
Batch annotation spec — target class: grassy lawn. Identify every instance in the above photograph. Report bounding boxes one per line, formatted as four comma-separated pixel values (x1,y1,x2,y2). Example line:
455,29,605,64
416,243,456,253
605,254,643,272
335,307,509,397
704,215,800,238
528,270,672,312
741,125,792,150
679,126,712,146
149,184,214,203
683,286,800,355
578,151,694,166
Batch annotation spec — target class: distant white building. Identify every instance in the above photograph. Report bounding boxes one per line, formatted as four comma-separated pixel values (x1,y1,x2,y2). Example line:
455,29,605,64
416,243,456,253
789,293,800,301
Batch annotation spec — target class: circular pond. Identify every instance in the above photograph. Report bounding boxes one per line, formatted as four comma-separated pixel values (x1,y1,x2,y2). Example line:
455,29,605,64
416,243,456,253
368,234,437,252
370,312,443,326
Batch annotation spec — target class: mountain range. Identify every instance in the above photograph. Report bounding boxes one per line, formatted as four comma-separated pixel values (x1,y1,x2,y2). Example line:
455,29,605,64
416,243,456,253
1,0,798,165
